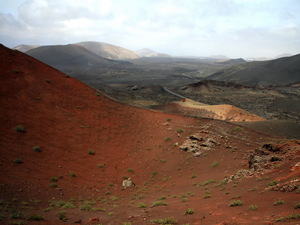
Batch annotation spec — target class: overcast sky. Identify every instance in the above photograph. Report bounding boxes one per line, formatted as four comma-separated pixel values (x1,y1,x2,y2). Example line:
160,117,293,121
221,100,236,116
1,0,300,58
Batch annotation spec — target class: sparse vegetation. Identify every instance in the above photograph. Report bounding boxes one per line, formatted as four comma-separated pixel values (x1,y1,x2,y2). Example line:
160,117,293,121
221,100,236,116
13,158,23,164
150,217,177,224
69,172,76,177
190,173,197,179
177,128,184,133
184,208,194,215
248,205,258,211
203,191,211,199
268,180,279,186
58,210,67,221
151,201,168,207
32,146,41,152
137,203,147,208
199,179,216,186
274,199,284,206
295,202,300,209
211,161,219,168
26,214,44,221
98,163,105,168
49,183,57,188
165,137,172,141
14,125,26,133
87,150,95,155
229,200,243,207
275,213,300,222
127,168,134,173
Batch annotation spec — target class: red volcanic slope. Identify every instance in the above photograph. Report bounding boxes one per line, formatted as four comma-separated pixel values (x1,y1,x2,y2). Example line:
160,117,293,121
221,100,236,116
0,44,299,225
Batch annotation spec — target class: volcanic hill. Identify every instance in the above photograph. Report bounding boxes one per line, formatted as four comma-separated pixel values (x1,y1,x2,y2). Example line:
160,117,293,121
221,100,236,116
0,44,300,224
75,41,140,59
207,54,300,86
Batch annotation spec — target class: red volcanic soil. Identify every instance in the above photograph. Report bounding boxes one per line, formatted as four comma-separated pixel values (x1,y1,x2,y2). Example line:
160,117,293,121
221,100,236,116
0,44,299,225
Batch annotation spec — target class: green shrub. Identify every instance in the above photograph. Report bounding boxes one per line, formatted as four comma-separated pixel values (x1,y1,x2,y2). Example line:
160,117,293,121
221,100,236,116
295,202,300,209
32,146,41,152
274,199,284,206
150,217,177,224
199,179,216,186
177,128,184,133
203,191,211,199
184,208,194,215
50,177,59,182
14,125,26,133
151,201,168,207
87,150,95,155
13,158,23,164
69,172,76,177
248,205,258,211
27,214,44,221
211,161,219,168
137,203,147,208
49,183,57,188
10,210,23,219
98,163,105,168
229,200,243,207
276,213,300,222
267,180,279,186
58,211,67,221
127,168,134,173
165,137,172,141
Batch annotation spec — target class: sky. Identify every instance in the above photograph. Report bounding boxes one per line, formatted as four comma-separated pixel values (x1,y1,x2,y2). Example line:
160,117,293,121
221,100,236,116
0,0,300,58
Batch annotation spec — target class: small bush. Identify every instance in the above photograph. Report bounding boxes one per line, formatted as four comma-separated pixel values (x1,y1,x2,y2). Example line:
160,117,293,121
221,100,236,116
58,210,67,221
32,146,41,152
157,196,166,200
229,200,243,207
110,196,118,201
87,150,95,155
267,180,279,186
150,217,177,224
14,125,26,133
123,222,132,225
295,202,300,209
50,177,59,182
177,128,184,133
184,208,194,215
199,179,216,186
165,137,172,141
127,168,134,173
248,205,258,211
13,158,23,164
276,213,300,222
49,183,57,188
69,172,76,177
98,163,105,168
137,203,147,208
274,199,284,206
107,212,114,217
166,118,172,122
27,214,44,221
190,173,197,179
211,161,219,168
151,201,168,207
10,210,23,219
203,191,211,199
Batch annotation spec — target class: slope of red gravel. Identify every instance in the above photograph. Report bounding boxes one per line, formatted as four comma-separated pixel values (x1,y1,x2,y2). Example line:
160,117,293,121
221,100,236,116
0,44,299,225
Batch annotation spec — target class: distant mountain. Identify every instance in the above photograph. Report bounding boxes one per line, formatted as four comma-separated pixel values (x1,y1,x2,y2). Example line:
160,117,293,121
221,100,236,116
74,41,139,59
136,48,170,57
13,44,40,52
26,44,130,74
207,54,300,86
216,58,247,65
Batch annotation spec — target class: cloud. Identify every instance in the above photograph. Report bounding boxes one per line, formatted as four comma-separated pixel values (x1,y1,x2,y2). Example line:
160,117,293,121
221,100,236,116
0,0,300,57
